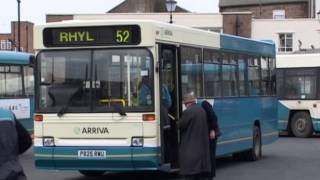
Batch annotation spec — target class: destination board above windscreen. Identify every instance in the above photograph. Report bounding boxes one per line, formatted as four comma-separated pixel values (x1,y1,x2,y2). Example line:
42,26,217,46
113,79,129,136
43,25,141,47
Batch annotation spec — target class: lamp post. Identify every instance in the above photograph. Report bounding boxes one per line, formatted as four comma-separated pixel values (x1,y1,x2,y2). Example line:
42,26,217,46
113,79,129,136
17,0,21,51
166,0,177,24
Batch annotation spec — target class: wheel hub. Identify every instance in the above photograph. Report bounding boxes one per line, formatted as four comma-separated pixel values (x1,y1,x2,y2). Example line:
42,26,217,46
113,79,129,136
296,118,307,132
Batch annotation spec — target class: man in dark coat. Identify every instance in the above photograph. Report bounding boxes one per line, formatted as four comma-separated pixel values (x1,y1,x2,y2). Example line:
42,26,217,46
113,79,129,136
0,109,31,180
178,92,211,180
201,100,221,179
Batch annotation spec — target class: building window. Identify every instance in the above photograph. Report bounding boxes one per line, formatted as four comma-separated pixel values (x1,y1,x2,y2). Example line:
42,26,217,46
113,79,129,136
273,10,285,19
278,33,293,52
0,40,6,50
6,41,12,50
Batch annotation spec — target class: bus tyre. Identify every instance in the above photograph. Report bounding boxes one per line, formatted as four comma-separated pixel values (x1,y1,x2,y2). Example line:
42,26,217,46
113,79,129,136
79,170,105,177
290,112,313,138
233,126,261,161
246,126,262,161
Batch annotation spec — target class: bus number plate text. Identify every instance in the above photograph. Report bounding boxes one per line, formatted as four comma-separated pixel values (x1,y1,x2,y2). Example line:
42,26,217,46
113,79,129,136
78,150,107,159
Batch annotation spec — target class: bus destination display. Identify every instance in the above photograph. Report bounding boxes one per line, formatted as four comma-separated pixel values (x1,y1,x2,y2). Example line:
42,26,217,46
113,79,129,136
43,25,141,47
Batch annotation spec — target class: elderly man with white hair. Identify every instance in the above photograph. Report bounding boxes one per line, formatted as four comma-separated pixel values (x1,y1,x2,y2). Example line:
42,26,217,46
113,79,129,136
178,91,211,180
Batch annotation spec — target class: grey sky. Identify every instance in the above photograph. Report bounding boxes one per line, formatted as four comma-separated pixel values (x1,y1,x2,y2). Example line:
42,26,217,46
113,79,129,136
0,0,219,33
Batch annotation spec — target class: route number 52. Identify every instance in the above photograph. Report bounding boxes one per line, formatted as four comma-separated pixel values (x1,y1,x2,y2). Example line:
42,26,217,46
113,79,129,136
116,30,130,43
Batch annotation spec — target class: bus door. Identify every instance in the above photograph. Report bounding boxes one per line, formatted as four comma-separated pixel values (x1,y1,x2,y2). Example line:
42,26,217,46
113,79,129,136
158,44,180,169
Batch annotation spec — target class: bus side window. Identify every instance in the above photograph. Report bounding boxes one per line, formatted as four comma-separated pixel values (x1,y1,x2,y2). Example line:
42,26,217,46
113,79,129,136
268,57,276,95
203,49,221,98
261,57,269,95
222,53,237,97
238,55,247,96
248,56,261,96
180,46,203,98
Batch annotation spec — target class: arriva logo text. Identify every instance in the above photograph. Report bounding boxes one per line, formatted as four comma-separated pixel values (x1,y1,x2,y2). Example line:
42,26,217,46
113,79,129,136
81,127,109,134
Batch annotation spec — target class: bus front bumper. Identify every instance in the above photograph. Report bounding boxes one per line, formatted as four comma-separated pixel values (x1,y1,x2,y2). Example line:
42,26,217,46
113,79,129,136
34,146,160,171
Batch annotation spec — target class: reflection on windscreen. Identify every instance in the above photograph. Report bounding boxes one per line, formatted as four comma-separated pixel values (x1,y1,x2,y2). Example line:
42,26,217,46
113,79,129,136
39,49,153,112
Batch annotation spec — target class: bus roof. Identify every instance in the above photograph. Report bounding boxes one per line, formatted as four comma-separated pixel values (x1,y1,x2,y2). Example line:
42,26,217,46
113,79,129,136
220,34,276,57
34,19,275,57
0,51,33,65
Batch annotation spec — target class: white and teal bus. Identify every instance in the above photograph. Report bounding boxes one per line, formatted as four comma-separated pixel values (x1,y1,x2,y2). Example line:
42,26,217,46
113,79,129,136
277,53,320,137
33,20,277,176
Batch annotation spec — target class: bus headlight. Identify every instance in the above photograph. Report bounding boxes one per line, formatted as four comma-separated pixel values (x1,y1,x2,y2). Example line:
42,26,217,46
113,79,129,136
43,137,55,147
131,137,143,147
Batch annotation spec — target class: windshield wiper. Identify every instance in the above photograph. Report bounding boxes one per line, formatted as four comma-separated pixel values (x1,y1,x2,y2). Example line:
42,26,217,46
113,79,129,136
57,105,69,117
113,104,127,116
56,91,76,117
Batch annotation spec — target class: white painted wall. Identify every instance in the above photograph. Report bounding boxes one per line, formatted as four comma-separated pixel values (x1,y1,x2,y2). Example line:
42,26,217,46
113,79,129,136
72,13,222,32
252,19,320,53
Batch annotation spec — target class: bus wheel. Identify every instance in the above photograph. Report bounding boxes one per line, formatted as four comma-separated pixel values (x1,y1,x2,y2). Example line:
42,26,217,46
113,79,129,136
233,126,262,161
249,126,262,161
290,112,313,138
79,170,105,177
242,126,262,161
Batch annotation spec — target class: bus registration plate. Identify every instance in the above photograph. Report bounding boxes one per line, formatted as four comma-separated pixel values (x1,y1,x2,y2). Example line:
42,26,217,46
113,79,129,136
78,150,107,159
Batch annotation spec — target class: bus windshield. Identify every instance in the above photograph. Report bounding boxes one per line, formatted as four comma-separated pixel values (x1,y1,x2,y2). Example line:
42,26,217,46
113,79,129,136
38,49,154,113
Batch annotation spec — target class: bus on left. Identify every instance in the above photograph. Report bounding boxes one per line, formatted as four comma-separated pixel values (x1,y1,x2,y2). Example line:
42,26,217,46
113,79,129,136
0,51,35,133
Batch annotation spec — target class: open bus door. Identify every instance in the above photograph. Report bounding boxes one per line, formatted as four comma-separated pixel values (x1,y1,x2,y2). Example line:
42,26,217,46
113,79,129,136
158,44,180,171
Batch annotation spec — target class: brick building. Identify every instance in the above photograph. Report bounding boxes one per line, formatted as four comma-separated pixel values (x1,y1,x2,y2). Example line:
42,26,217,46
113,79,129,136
0,21,34,53
47,0,189,23
219,0,311,19
108,0,188,13
46,0,222,32
219,0,320,53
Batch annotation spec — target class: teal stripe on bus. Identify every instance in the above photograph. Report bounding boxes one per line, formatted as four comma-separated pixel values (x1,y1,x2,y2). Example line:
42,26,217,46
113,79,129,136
34,146,160,171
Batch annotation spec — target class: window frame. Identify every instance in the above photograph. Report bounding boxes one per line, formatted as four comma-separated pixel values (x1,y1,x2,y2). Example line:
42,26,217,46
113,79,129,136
0,40,6,50
278,33,293,52
273,9,285,19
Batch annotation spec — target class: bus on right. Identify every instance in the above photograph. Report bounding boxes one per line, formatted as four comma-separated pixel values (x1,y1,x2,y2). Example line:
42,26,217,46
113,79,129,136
277,52,320,137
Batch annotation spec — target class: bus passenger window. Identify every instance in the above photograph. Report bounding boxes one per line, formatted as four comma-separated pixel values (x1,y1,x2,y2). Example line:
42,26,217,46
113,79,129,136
203,50,221,98
222,53,237,97
238,56,247,96
181,46,203,98
261,57,269,95
248,57,261,96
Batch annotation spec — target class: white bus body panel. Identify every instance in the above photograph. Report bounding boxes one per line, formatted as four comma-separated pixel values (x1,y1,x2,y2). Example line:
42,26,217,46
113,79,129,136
279,100,320,120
